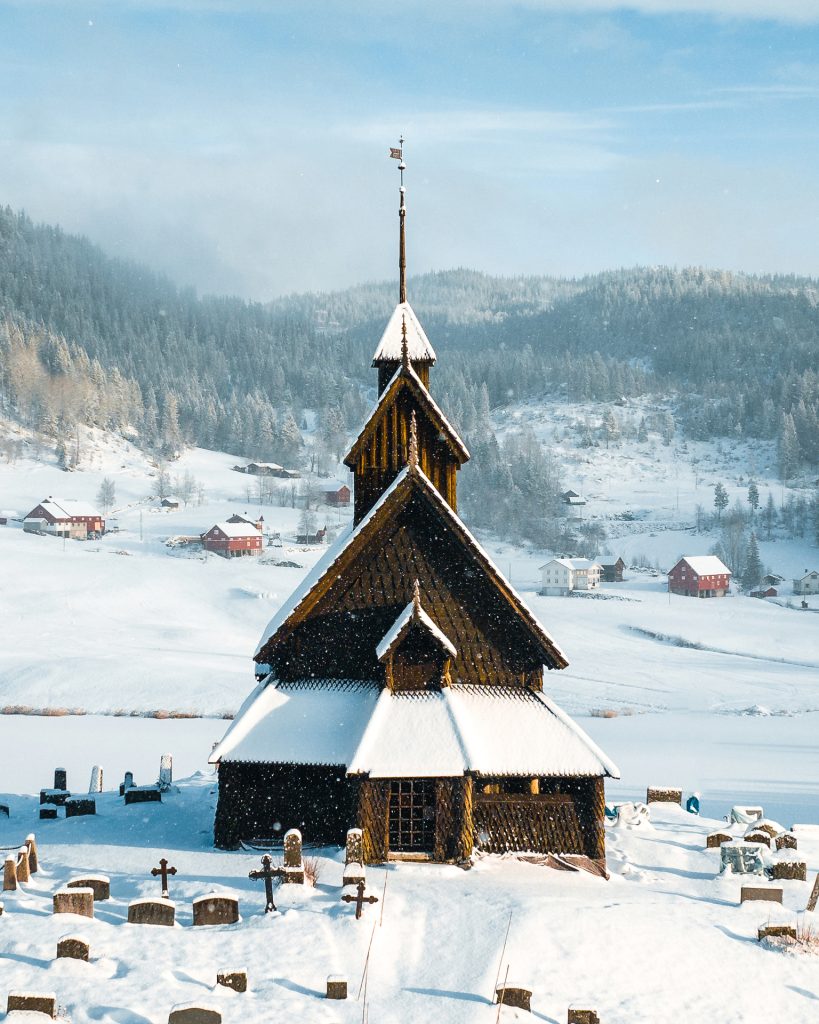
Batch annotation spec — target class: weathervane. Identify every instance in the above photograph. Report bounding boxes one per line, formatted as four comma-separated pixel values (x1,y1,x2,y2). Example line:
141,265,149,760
390,136,407,303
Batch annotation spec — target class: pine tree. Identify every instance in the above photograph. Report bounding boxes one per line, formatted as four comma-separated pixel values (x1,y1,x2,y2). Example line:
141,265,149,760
742,533,763,591
777,412,799,481
763,492,776,540
747,480,759,519
713,482,728,521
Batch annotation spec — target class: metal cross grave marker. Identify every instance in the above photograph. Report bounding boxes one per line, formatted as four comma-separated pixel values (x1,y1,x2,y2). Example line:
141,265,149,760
341,879,379,920
150,857,177,898
248,854,286,913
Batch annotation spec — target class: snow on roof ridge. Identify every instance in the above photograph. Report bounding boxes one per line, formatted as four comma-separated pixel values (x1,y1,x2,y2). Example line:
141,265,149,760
209,520,262,538
678,554,731,574
535,691,621,779
376,599,457,661
372,301,436,363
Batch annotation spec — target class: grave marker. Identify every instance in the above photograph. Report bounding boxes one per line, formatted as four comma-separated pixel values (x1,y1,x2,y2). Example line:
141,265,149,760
16,846,30,884
568,1011,600,1024
720,844,766,875
343,828,365,886
730,805,763,825
65,797,96,817
54,768,67,791
40,807,58,820
125,786,161,805
57,935,90,961
282,828,304,884
740,886,783,905
151,857,177,899
769,860,807,881
248,854,283,913
6,993,57,1019
68,875,110,901
216,969,247,993
53,887,94,917
4,855,17,892
128,897,175,926
807,874,819,913
119,771,135,796
159,753,173,791
744,830,771,847
341,879,378,920
88,765,103,793
495,985,532,1011
758,923,796,942
25,834,39,873
706,831,733,849
192,893,239,926
40,789,70,806
775,832,797,850
646,787,681,804
168,1003,222,1024
326,975,348,1000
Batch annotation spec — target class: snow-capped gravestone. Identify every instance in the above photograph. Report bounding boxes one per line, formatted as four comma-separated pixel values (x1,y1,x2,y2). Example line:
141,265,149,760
15,846,30,883
25,835,38,873
128,897,175,926
125,786,161,805
731,805,763,825
192,893,239,926
495,985,531,1011
216,969,247,993
745,829,771,847
807,874,819,913
282,829,304,884
57,935,90,961
119,771,135,796
706,831,733,848
158,753,173,791
568,1010,600,1024
769,856,807,881
54,769,67,792
88,765,103,793
40,807,58,820
3,856,15,891
343,829,365,886
6,992,57,1019
168,1003,222,1024
326,975,347,1000
775,831,797,850
65,797,96,817
67,875,110,901
53,887,94,917
40,788,70,807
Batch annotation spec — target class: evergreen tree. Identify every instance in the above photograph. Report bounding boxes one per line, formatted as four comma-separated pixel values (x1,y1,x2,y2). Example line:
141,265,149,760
762,492,776,540
747,480,759,519
742,533,763,590
777,412,799,481
713,482,729,521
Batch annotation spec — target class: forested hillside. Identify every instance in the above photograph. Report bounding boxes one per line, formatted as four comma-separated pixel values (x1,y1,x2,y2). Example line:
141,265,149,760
1,205,818,539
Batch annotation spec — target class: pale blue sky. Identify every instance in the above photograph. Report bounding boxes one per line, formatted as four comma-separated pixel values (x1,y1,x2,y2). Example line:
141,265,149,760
1,1,818,297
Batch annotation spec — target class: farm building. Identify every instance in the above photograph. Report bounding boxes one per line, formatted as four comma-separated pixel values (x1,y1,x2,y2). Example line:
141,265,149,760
160,496,180,509
668,555,731,598
597,555,625,582
792,570,819,595
23,498,104,538
562,489,586,506
321,482,351,507
238,462,301,479
227,512,264,532
539,558,602,596
762,573,784,587
201,521,262,558
750,587,778,599
211,176,618,867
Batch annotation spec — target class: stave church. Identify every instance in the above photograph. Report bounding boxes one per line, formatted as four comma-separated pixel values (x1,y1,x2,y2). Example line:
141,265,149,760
210,150,619,866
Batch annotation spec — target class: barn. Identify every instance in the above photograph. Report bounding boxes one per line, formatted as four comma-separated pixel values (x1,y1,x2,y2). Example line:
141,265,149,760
668,555,731,598
321,482,351,507
210,173,618,868
201,521,262,558
23,498,105,539
597,555,626,583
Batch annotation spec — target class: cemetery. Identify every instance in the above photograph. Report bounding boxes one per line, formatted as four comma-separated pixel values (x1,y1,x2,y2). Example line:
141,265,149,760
1,757,818,1023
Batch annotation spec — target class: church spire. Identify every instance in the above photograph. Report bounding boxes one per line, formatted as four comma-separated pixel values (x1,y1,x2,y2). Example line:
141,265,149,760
397,135,407,304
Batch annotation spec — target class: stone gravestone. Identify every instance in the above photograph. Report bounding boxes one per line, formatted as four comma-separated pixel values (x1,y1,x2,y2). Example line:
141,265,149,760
53,887,94,918
16,846,30,884
68,875,110,901
216,969,247,993
720,843,766,876
65,797,96,817
159,753,173,791
282,829,305,884
6,993,57,1019
54,768,67,791
495,985,532,1011
706,831,733,849
57,935,90,961
3,855,16,892
192,893,240,926
119,771,135,796
168,1003,222,1024
769,859,807,881
25,834,39,873
40,806,58,820
326,975,348,1000
343,828,365,886
775,832,797,850
758,923,797,942
88,765,104,793
646,787,681,804
40,788,70,806
128,897,176,926
0,803,8,818
740,886,783,905
568,1011,600,1024
125,786,161,805
744,829,771,847
730,805,763,825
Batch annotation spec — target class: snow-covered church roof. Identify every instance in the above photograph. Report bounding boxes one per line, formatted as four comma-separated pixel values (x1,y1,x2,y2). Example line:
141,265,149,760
371,301,436,364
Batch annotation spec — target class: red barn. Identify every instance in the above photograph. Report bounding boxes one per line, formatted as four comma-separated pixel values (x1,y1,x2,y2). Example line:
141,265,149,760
322,482,351,507
24,498,105,538
668,555,731,598
201,521,262,558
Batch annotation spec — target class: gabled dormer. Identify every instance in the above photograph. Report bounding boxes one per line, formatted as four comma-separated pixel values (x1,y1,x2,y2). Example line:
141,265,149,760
376,581,456,691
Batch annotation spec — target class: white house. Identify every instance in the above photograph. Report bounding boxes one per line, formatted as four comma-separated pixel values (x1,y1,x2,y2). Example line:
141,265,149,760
539,557,602,596
793,570,819,595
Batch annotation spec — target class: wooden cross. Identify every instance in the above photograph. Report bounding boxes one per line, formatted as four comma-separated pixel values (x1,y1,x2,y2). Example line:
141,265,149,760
150,857,177,898
341,879,379,920
248,854,285,913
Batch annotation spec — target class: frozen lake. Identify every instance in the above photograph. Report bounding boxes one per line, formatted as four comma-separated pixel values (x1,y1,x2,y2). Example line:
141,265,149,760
2,710,817,827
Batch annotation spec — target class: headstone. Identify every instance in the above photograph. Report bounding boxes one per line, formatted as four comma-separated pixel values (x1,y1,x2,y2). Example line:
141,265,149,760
720,843,766,875
730,805,763,825
4,855,17,892
758,923,797,942
57,935,90,961
88,765,103,793
40,807,58,820
192,893,240,926
341,879,379,920
216,969,247,993
65,797,96,817
159,753,173,791
68,875,110,901
775,832,797,850
343,828,365,886
495,985,532,1011
326,976,348,1000
282,829,305,884
168,1003,222,1024
248,854,281,913
740,886,783,904
6,993,57,1019
125,786,161,805
568,1011,600,1024
807,873,819,913
16,846,30,884
744,830,771,847
706,831,733,849
128,897,175,926
769,860,807,881
0,803,8,817
119,771,135,796
40,789,70,806
53,887,94,917
646,787,681,804
54,768,67,791
753,819,782,838
25,834,39,873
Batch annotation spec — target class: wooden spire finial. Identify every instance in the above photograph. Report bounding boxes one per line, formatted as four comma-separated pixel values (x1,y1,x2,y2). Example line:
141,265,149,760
412,578,421,611
408,410,418,468
401,314,410,369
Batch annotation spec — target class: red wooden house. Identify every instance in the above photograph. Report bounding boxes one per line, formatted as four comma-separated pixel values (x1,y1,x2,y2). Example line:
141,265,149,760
322,482,351,507
202,521,262,558
24,498,105,538
668,555,731,598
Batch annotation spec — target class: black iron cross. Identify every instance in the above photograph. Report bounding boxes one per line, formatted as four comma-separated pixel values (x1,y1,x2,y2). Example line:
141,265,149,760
248,854,285,913
341,879,379,920
150,857,177,898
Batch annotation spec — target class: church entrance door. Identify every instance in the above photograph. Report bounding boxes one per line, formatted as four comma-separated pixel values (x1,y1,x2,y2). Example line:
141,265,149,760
388,779,436,853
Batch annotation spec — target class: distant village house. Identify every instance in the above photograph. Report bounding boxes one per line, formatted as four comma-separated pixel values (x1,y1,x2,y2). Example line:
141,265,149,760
597,555,625,583
562,489,586,506
227,512,265,533
24,498,105,539
540,557,602,596
321,482,351,507
792,570,819,596
160,496,180,509
201,521,262,558
234,462,301,479
668,556,731,598
750,587,778,599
